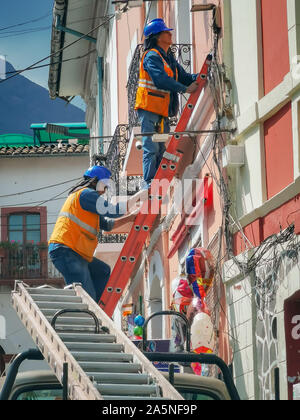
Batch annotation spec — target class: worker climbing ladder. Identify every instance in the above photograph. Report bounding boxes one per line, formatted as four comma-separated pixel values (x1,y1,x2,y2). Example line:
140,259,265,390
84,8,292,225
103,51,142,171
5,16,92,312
11,281,183,400
99,54,213,317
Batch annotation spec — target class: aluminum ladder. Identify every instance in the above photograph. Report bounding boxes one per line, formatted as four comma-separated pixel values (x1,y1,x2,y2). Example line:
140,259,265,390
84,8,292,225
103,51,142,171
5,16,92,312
11,281,183,401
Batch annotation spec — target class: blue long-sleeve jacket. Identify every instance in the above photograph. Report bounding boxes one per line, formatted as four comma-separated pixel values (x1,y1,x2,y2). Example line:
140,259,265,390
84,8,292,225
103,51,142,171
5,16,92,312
143,46,198,117
49,189,124,254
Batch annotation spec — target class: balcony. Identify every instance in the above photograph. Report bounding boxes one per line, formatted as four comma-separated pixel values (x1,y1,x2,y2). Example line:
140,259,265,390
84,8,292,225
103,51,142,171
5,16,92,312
92,124,131,194
0,243,63,287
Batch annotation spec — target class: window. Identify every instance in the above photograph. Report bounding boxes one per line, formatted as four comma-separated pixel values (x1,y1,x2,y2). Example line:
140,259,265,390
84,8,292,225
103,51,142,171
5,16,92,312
145,1,157,22
0,207,47,279
13,385,63,401
177,387,222,401
8,213,41,245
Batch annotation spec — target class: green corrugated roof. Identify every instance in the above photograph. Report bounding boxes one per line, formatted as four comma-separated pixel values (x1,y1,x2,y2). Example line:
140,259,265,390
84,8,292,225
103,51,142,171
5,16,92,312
0,124,90,147
30,123,90,144
0,134,34,147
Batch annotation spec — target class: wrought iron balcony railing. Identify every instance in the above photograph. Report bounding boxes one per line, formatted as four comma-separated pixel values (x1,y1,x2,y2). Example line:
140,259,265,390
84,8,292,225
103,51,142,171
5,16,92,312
127,43,192,131
0,245,62,280
98,232,128,244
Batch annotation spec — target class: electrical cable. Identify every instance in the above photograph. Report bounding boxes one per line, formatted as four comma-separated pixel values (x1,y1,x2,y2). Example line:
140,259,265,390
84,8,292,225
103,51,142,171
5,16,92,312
4,50,96,75
0,14,115,84
0,177,81,198
0,14,115,39
0,26,51,39
0,12,51,32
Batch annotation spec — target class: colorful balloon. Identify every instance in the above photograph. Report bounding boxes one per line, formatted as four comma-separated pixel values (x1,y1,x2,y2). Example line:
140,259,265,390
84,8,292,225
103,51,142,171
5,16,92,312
191,347,213,376
186,248,214,298
134,315,145,327
186,248,214,312
190,312,215,351
133,326,143,336
171,276,193,314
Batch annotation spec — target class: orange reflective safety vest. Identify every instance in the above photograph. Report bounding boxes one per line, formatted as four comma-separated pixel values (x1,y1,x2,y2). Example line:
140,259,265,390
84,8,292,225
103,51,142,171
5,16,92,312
49,188,100,262
135,48,178,118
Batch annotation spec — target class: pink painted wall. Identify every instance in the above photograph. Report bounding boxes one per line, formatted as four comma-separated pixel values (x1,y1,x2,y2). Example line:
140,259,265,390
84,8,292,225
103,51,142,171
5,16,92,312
261,0,290,95
192,0,221,73
264,102,294,199
111,1,231,362
116,8,145,124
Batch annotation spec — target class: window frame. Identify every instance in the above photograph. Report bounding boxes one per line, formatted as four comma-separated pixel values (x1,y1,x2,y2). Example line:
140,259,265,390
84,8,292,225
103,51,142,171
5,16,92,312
1,207,47,244
0,207,48,280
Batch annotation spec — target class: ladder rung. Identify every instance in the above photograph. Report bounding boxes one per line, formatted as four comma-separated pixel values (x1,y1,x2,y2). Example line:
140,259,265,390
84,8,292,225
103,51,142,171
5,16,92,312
58,333,116,343
79,362,142,373
32,294,82,303
72,352,133,362
96,384,160,396
46,316,99,326
53,325,100,333
64,342,124,353
87,373,150,384
43,309,100,319
27,288,76,296
35,302,89,310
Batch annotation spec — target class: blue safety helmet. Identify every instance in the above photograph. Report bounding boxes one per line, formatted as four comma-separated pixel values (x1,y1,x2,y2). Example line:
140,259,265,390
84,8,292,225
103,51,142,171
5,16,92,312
144,18,173,38
84,166,111,187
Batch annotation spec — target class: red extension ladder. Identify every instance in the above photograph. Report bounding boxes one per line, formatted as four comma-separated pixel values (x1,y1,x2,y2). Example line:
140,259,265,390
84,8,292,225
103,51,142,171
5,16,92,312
99,54,213,317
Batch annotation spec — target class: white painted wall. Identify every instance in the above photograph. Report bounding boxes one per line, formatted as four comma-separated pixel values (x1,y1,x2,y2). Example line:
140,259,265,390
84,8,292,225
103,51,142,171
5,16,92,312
224,0,300,223
175,0,191,45
148,251,165,339
223,240,300,400
0,155,89,239
0,154,89,370
226,0,262,117
235,126,265,218
102,18,119,140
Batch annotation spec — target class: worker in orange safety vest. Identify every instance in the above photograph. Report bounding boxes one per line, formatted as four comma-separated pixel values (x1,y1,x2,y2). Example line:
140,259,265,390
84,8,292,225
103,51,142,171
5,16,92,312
135,18,199,189
49,166,137,302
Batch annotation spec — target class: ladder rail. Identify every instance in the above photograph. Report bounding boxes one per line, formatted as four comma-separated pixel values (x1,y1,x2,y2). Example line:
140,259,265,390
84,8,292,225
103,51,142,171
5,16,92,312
11,281,103,400
75,284,184,400
99,54,213,317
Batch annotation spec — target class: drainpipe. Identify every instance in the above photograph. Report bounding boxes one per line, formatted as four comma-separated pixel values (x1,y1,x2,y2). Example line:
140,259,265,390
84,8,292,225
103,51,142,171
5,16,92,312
98,57,104,154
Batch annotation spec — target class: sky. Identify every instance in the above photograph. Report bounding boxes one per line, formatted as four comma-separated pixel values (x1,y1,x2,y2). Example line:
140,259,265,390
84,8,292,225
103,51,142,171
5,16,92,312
0,0,86,111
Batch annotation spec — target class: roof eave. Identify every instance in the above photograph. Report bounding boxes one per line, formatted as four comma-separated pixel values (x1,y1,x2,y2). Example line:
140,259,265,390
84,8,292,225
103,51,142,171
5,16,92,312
48,0,68,100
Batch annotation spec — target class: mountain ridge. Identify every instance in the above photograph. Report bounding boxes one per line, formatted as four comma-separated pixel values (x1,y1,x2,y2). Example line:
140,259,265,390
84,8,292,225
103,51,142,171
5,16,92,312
0,61,85,136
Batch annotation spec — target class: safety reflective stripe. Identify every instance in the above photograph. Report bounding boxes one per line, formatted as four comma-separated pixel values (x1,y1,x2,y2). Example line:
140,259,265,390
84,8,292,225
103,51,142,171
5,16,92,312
138,81,169,93
59,212,98,236
139,79,168,90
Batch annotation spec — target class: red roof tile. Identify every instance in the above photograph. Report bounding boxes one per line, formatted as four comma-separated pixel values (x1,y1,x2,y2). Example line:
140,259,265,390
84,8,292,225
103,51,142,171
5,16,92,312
0,143,89,157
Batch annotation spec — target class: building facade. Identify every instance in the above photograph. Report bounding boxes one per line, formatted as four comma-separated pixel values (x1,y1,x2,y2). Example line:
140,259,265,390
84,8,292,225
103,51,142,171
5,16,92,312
48,0,300,400
0,129,90,373
222,0,300,400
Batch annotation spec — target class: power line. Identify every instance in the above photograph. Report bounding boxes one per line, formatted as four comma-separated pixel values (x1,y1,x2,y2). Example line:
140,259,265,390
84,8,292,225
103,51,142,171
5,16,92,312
0,178,81,198
0,12,51,32
0,14,115,39
4,50,96,75
0,14,115,84
0,26,51,39
0,196,68,209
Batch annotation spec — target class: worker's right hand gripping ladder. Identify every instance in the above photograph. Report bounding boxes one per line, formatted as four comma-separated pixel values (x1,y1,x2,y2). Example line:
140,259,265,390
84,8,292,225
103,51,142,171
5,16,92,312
99,54,213,318
12,281,183,400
